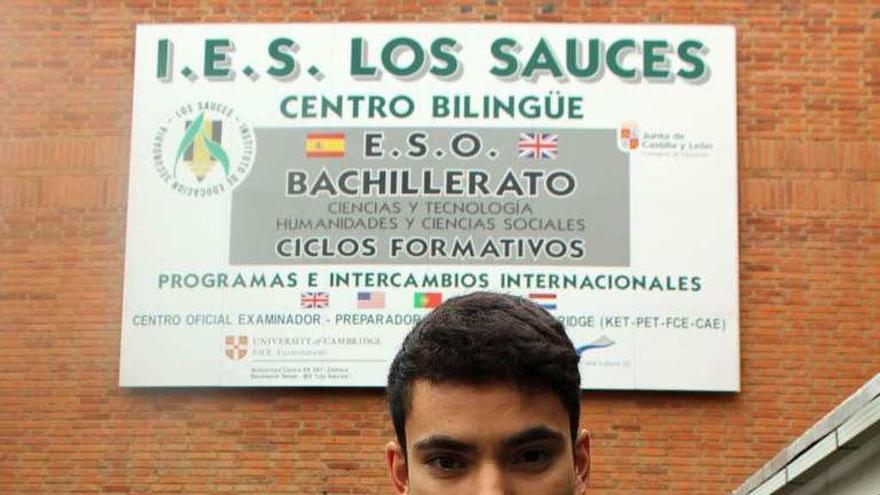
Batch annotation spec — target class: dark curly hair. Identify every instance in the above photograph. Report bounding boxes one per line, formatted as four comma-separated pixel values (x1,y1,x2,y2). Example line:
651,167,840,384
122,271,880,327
387,291,581,456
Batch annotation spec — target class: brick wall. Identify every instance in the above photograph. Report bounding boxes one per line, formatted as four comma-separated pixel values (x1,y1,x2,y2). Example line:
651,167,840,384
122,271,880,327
1,1,878,493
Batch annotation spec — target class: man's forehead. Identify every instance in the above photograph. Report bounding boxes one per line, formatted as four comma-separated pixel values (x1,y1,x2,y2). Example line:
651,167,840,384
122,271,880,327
410,378,558,401
408,379,546,411
405,379,572,447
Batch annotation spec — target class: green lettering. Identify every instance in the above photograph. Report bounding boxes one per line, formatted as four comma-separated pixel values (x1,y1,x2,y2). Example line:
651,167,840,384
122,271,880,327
607,39,636,79
301,95,316,118
490,38,519,77
267,37,296,77
565,38,601,79
430,37,458,77
522,38,563,78
350,38,377,77
157,39,171,80
643,40,670,79
677,40,706,80
204,39,232,78
381,37,424,77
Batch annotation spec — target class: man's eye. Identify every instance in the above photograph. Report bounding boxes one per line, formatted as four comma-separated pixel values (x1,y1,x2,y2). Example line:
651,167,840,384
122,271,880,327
512,448,554,469
426,455,467,472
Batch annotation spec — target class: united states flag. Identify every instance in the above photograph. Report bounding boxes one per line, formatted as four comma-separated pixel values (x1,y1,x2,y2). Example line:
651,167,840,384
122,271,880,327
518,132,558,160
301,291,329,309
357,291,385,309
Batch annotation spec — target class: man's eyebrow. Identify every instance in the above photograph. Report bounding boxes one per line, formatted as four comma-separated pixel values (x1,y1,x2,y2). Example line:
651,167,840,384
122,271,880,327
501,426,566,450
413,435,478,453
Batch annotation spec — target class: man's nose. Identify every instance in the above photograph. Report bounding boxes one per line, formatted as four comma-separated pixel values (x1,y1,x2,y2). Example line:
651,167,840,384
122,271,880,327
474,462,511,495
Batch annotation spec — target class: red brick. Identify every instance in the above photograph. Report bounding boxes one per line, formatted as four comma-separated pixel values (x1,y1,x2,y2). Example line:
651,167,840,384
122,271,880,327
0,1,878,494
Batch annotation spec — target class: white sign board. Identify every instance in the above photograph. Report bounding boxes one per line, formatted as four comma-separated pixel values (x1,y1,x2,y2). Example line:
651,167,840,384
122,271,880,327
121,23,739,390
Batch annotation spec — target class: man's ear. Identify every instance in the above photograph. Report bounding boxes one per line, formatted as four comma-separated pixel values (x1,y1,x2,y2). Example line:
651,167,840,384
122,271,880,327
573,429,591,491
385,441,409,494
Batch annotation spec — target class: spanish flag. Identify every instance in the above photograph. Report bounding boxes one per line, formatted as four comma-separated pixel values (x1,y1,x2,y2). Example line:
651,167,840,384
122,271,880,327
305,132,345,157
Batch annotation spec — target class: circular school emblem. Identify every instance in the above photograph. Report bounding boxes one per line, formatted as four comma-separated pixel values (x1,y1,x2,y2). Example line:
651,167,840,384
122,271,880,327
151,101,255,197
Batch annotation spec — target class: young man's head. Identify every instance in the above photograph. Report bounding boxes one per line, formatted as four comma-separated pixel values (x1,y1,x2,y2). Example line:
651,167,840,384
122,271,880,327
385,291,590,494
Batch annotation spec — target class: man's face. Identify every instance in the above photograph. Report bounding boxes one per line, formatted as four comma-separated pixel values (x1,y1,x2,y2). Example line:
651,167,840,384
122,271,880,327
386,380,590,495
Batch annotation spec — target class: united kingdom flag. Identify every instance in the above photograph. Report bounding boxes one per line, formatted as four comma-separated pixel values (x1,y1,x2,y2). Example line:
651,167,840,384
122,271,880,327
517,132,559,160
300,291,329,309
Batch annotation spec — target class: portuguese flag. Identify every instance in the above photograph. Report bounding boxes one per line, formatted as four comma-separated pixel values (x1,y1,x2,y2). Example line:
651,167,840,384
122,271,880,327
414,292,442,309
